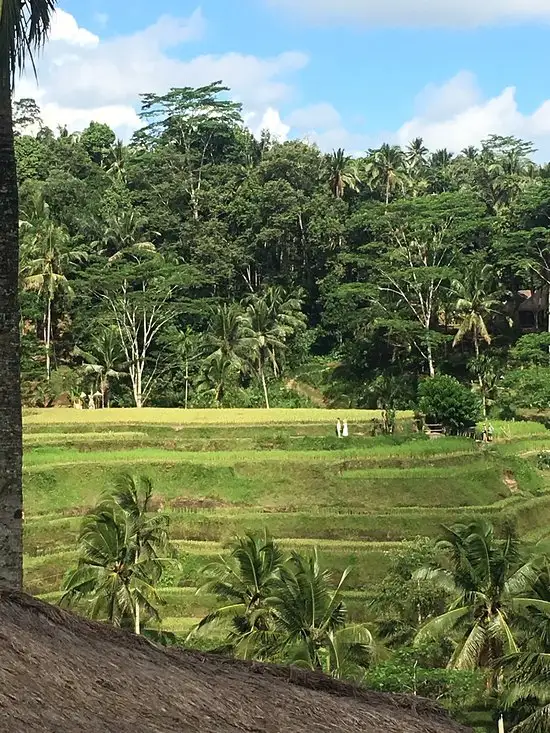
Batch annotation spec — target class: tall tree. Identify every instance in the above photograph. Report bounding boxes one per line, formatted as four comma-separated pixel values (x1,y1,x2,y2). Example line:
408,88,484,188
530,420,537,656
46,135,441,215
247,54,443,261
365,144,408,207
74,328,126,408
451,263,505,358
240,287,305,409
136,82,243,221
20,193,84,379
324,148,360,199
105,271,174,409
377,222,454,377
62,475,171,634
0,0,56,589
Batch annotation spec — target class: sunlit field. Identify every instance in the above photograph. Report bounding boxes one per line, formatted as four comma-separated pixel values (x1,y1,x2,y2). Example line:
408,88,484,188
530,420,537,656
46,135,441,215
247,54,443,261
22,409,550,632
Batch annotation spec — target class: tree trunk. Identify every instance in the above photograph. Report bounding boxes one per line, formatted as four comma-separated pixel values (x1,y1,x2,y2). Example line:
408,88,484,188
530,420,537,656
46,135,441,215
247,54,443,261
260,360,270,410
0,69,24,589
426,336,435,378
473,330,486,417
45,296,52,380
184,361,189,410
135,597,140,635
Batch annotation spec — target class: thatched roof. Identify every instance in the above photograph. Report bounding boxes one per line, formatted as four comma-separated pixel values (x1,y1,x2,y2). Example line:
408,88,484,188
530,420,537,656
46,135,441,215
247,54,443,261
0,592,471,733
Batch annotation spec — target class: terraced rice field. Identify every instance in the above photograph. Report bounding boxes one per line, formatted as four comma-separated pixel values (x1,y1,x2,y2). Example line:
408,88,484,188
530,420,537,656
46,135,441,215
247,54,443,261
23,409,550,632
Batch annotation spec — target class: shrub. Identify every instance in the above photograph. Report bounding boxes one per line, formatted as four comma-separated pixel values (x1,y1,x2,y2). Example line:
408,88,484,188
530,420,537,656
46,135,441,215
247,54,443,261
418,375,482,434
502,367,550,411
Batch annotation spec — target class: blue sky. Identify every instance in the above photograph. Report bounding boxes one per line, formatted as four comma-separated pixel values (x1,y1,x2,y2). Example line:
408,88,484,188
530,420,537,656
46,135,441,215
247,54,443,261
21,0,550,158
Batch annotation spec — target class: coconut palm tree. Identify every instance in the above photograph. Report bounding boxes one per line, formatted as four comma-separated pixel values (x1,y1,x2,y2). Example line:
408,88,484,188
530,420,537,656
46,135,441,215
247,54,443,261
94,209,157,263
172,326,202,409
74,328,126,408
0,0,56,588
405,137,429,174
502,651,550,732
364,143,408,206
428,148,456,193
415,520,550,675
324,148,360,199
240,288,305,409
197,533,287,659
62,475,171,635
272,549,375,679
20,199,85,380
201,303,250,404
451,263,505,358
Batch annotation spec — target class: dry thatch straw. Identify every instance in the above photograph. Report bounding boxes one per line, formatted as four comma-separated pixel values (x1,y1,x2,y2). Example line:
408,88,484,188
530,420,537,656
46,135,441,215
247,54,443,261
0,592,471,733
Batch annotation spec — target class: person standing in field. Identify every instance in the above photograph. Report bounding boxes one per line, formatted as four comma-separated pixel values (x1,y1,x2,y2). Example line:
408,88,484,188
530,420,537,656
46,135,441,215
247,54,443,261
336,418,342,438
342,420,349,438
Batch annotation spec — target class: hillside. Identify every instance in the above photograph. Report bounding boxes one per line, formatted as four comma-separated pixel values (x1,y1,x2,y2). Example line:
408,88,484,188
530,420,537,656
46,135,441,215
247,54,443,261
22,409,550,631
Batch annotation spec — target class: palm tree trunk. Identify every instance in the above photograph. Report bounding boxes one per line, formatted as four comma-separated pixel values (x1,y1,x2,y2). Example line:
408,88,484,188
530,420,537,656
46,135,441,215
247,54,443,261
0,67,24,589
385,176,390,207
135,597,140,635
259,357,270,409
45,296,52,380
184,361,189,410
473,330,486,417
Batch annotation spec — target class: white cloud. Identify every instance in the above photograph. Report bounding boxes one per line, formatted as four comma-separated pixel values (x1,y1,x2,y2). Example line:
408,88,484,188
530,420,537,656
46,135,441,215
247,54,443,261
395,72,550,159
266,0,550,27
49,8,99,47
19,7,308,139
246,108,291,140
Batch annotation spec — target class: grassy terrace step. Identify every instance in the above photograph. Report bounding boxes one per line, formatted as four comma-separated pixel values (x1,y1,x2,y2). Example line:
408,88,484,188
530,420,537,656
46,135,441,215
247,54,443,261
23,495,534,561
23,442,526,517
23,407,413,426
24,537,403,595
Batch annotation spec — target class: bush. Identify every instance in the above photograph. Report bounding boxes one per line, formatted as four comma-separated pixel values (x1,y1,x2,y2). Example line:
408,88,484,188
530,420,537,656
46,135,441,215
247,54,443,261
502,367,550,411
418,375,482,434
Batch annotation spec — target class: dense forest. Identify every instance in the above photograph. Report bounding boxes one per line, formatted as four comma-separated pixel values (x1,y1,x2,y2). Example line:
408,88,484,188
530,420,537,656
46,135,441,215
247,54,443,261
13,83,550,414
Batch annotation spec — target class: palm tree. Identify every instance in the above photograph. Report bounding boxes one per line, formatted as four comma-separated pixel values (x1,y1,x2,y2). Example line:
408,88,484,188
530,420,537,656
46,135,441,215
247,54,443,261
405,138,429,197
451,263,505,361
364,143,408,206
95,209,157,263
502,651,550,732
405,137,429,174
415,520,550,675
428,149,456,193
20,197,85,379
272,549,375,679
197,533,287,659
62,475,171,634
202,303,250,404
324,148,360,199
0,0,56,588
240,288,305,409
106,139,129,182
74,328,126,408
172,327,202,409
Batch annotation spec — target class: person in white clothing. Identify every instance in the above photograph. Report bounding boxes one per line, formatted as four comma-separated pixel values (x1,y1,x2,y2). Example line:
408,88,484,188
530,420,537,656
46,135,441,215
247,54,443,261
342,420,349,438
336,419,342,438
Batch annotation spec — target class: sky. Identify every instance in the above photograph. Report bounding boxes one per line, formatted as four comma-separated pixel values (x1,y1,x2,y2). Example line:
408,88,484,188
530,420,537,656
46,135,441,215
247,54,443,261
17,0,550,159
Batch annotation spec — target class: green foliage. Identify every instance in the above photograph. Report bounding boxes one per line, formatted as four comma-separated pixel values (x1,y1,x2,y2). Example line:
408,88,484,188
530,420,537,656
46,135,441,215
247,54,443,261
418,375,482,432
503,367,550,411
61,474,174,633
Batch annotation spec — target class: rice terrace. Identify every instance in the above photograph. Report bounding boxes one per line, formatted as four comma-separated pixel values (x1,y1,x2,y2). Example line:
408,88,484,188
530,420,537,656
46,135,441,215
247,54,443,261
24,408,550,639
